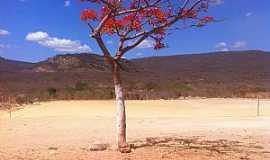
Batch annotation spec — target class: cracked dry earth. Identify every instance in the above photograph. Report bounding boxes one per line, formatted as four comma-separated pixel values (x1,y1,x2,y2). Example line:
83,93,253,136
0,99,270,160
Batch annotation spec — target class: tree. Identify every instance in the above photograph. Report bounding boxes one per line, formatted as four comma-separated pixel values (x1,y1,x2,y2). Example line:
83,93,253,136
80,0,214,152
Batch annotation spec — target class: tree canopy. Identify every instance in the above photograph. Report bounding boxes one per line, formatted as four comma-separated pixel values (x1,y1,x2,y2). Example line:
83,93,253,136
80,0,214,60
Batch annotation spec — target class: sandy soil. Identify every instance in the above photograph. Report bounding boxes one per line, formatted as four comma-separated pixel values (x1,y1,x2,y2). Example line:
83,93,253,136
0,99,270,160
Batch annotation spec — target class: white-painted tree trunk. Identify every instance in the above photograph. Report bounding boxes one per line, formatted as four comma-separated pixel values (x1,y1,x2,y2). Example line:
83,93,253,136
112,61,127,149
114,83,126,147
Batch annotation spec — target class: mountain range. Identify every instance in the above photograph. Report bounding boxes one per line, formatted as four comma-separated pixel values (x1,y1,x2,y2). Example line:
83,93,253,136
0,50,269,101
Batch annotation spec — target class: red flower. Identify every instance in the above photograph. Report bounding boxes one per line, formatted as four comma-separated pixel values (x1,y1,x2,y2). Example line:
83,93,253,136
198,16,214,25
80,9,97,21
154,40,165,50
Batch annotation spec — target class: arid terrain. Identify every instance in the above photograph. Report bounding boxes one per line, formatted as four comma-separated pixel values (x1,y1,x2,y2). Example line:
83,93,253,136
1,50,270,101
0,99,270,160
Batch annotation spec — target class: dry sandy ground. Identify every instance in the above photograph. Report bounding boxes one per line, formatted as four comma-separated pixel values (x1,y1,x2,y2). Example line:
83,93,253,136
0,99,270,160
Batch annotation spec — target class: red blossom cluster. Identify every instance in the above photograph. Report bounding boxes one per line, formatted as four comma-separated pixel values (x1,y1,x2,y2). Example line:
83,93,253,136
181,9,198,18
154,39,165,50
80,9,97,21
80,0,214,50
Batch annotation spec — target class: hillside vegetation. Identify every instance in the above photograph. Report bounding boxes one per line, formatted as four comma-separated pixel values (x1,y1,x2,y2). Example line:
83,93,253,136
0,50,269,103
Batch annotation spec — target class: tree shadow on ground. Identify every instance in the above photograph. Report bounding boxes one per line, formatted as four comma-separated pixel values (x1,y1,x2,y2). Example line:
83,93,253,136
129,136,268,159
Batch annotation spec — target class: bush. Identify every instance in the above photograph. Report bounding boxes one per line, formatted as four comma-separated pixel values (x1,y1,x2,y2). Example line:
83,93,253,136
47,87,57,97
75,81,88,91
145,82,158,91
16,94,34,104
168,83,193,97
95,87,114,99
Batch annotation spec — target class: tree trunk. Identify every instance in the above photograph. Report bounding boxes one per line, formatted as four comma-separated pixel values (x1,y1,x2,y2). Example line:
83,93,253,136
112,60,127,149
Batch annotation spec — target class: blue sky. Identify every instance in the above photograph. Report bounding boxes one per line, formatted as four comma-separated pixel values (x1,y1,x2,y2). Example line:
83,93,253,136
0,0,269,62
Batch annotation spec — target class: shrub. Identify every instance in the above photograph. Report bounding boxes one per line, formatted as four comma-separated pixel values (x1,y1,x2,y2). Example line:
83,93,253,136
145,82,158,91
75,81,88,91
47,87,57,97
168,83,193,97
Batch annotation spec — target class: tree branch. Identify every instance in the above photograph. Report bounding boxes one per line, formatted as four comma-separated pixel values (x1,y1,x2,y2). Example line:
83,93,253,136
118,0,204,56
94,35,113,63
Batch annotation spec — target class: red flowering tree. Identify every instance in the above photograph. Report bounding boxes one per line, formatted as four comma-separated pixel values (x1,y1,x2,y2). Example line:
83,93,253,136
80,0,214,152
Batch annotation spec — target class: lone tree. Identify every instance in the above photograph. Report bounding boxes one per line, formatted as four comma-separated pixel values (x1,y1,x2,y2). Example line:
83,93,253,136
80,0,214,152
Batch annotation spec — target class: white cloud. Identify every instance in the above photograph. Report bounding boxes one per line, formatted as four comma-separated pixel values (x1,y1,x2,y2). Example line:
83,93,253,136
232,41,247,49
26,31,92,53
137,39,154,49
39,38,91,52
215,42,228,51
210,0,224,5
26,31,49,41
64,0,71,7
214,41,247,51
0,29,10,36
245,12,253,17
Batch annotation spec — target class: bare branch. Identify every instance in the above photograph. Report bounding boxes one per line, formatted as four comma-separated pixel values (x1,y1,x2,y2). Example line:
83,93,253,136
86,23,95,33
115,0,162,16
94,35,113,62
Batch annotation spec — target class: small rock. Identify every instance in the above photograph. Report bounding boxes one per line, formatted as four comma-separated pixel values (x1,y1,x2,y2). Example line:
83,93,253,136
48,147,58,154
48,147,58,151
89,144,109,151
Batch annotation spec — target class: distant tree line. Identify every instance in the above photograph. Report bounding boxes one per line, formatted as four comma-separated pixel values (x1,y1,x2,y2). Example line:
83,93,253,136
1,80,269,106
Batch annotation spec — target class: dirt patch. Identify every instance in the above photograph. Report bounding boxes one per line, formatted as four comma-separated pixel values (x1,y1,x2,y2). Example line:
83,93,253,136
0,99,269,159
0,136,267,160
